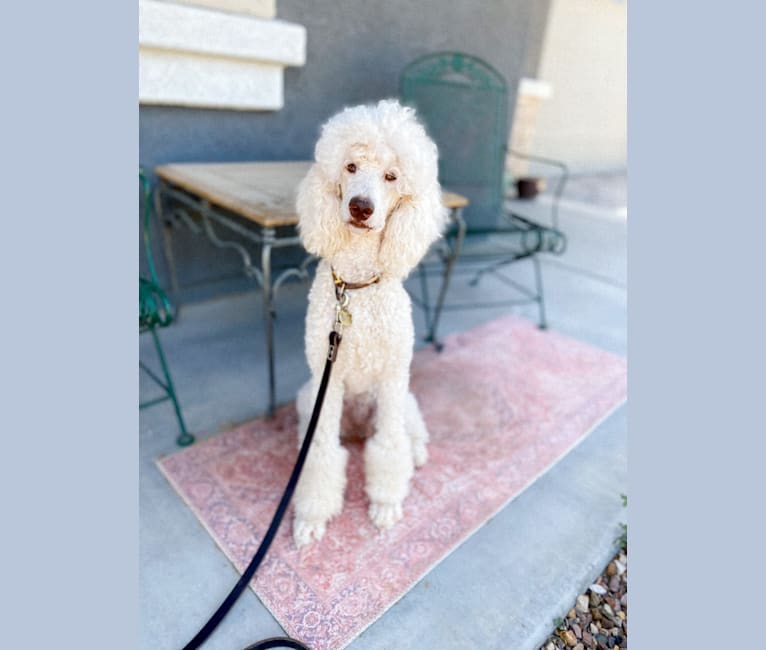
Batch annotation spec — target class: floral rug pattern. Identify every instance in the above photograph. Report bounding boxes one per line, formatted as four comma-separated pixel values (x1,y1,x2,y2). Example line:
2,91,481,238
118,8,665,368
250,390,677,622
159,315,627,649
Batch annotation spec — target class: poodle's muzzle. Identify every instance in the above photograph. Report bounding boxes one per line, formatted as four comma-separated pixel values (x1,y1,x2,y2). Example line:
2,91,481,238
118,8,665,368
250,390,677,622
348,195,374,229
340,166,399,233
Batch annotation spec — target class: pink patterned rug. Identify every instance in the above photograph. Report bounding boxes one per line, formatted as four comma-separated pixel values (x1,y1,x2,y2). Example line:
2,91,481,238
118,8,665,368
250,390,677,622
158,315,627,650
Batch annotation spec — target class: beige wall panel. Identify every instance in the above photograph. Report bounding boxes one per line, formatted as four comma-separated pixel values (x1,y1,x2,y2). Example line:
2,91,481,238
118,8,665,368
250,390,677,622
533,0,627,172
139,0,305,66
139,48,284,110
165,0,276,19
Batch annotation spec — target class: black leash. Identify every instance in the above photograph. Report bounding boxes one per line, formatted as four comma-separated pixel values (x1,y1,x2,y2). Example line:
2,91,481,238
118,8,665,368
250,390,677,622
182,330,343,650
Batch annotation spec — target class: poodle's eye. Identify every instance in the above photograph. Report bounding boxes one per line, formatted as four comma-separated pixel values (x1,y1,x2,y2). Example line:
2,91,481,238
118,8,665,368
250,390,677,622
345,163,357,173
384,171,397,182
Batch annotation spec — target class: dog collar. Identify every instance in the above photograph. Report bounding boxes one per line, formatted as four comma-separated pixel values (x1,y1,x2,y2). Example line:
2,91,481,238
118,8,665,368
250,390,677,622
331,268,381,291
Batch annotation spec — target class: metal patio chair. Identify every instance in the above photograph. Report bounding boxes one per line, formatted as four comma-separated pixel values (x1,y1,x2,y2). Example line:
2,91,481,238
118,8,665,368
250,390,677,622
139,170,194,447
400,52,568,347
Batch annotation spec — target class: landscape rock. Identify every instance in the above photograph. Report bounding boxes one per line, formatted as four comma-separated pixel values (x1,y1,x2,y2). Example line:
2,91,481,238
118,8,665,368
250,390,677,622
559,629,577,646
539,551,628,650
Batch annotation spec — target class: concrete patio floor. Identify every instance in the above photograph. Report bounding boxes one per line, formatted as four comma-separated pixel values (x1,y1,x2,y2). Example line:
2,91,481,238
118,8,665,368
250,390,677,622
139,173,627,650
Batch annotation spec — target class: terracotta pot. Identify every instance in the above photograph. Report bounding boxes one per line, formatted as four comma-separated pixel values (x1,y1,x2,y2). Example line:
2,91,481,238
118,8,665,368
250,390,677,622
516,177,545,199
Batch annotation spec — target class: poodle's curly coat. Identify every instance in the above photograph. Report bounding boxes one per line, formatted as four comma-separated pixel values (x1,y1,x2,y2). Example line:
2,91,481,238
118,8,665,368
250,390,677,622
292,100,448,546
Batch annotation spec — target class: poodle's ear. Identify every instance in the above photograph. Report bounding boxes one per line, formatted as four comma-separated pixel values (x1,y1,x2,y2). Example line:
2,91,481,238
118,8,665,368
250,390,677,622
378,185,448,280
296,163,348,259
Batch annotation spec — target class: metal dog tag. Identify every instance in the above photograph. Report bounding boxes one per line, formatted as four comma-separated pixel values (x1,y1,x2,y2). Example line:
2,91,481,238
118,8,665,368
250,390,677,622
337,307,352,327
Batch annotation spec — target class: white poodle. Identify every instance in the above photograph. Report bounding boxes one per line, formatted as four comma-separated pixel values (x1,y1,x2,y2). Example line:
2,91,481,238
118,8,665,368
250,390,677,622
292,99,448,547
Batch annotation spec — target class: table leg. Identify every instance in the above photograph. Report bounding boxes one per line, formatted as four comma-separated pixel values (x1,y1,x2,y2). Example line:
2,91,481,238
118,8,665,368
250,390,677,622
153,185,182,303
161,225,181,306
261,228,277,416
192,203,274,414
417,262,433,337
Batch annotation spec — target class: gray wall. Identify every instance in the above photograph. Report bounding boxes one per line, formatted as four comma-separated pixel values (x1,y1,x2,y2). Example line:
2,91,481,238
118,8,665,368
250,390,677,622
140,0,551,300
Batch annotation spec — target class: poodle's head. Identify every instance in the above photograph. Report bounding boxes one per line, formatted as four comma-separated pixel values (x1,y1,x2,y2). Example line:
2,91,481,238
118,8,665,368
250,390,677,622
297,99,448,279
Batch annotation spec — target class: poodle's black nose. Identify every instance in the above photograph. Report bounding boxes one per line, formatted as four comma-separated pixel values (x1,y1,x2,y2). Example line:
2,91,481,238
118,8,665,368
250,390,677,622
349,196,374,221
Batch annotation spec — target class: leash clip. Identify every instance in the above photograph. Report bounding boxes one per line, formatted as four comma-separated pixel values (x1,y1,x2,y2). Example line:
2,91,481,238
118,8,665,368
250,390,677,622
334,286,352,335
327,330,340,362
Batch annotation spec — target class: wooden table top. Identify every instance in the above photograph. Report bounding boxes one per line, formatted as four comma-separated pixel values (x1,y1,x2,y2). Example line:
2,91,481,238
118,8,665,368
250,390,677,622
155,161,469,229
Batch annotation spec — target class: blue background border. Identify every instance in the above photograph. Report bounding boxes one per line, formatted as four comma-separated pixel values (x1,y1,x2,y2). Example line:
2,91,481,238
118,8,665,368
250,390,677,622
3,1,766,647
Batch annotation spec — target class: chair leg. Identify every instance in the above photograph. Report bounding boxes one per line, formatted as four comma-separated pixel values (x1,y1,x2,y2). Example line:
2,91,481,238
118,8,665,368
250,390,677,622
418,262,433,342
532,255,548,330
149,327,194,446
429,248,459,352
430,211,465,351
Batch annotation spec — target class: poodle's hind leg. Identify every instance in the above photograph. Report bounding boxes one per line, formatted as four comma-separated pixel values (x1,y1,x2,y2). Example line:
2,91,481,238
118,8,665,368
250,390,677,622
365,379,414,530
292,378,348,547
405,391,429,468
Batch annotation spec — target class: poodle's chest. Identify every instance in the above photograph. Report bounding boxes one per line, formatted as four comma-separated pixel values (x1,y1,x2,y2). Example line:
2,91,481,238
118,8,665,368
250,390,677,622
334,293,414,370
306,279,414,378
310,278,411,331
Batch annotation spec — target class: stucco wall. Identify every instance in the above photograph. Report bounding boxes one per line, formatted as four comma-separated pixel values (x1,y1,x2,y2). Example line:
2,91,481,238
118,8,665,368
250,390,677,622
530,0,627,173
139,0,551,300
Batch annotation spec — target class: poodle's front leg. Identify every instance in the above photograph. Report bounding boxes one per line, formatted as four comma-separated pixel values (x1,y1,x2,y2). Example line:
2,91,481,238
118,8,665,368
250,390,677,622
405,391,430,468
365,378,414,530
292,376,347,547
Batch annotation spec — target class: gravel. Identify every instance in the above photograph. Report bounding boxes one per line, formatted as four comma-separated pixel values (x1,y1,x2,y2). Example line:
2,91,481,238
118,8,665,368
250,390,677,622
539,550,627,650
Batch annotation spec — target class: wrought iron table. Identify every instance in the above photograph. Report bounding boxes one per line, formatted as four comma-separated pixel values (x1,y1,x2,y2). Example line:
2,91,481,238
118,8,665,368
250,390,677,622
153,161,468,416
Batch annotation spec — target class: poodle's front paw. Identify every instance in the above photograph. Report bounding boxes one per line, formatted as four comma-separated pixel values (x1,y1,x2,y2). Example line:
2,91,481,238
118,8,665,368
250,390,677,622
368,501,403,530
412,440,428,468
293,515,328,547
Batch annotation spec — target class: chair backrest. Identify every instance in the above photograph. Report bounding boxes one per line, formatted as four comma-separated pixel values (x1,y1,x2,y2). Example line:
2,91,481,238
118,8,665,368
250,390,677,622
400,52,508,232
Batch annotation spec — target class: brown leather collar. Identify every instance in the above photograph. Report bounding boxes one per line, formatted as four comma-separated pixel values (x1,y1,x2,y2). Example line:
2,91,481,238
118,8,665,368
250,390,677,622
331,268,381,291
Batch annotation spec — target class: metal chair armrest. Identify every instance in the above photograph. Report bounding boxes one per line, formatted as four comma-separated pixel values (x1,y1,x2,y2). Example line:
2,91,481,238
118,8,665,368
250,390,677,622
506,148,569,230
440,205,467,261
